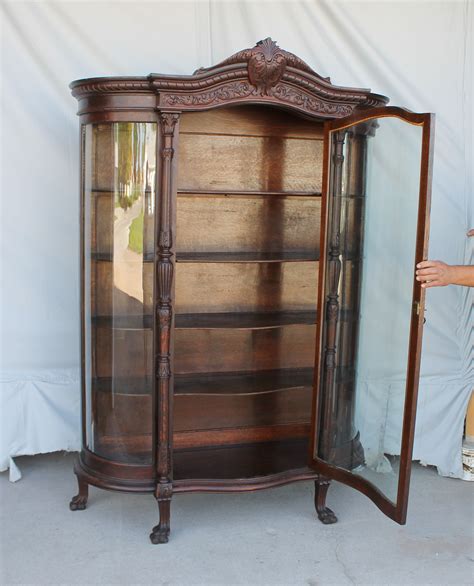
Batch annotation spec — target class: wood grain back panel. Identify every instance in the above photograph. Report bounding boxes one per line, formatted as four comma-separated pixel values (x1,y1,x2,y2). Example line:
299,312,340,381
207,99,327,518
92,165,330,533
177,106,324,193
178,134,323,193
174,387,312,433
94,326,152,378
176,195,321,254
179,106,324,138
175,261,318,313
174,325,316,374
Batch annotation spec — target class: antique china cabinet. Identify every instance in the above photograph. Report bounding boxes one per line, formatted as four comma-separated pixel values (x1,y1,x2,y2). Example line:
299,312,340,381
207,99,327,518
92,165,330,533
69,39,434,543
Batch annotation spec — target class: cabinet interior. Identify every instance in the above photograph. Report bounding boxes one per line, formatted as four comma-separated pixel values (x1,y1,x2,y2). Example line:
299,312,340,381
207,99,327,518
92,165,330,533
173,106,324,479
86,106,324,477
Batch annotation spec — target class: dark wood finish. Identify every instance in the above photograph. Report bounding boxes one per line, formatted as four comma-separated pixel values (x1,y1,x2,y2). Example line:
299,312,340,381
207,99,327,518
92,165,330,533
70,39,387,122
396,111,434,523
174,424,311,450
93,326,151,378
152,111,180,543
92,310,317,330
173,388,311,438
174,468,320,493
150,500,171,544
176,251,319,263
73,448,155,492
174,439,311,481
175,367,313,395
79,126,87,452
319,129,345,460
174,325,316,374
314,477,337,524
71,40,431,542
175,310,317,330
69,474,89,511
92,314,154,329
177,189,321,196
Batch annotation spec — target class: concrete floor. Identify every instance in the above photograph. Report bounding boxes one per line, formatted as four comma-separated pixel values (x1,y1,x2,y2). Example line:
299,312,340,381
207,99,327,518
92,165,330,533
0,452,472,586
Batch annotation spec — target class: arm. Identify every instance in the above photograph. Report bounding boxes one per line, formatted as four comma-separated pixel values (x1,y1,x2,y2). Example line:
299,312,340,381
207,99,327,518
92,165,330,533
416,261,474,288
416,229,474,288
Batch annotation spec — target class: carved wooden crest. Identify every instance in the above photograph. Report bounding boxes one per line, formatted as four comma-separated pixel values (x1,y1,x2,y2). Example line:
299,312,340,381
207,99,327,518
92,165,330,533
196,37,328,97
70,39,388,120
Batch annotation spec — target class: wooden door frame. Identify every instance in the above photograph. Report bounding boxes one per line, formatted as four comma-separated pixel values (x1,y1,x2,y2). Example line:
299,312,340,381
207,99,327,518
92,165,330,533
310,106,435,523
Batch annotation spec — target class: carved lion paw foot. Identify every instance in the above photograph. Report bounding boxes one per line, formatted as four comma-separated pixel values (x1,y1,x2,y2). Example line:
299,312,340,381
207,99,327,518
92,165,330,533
69,495,88,511
150,526,170,544
317,507,338,524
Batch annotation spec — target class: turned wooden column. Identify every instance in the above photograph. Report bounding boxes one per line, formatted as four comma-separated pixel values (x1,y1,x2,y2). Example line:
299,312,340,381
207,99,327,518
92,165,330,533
151,111,180,544
319,123,375,469
319,129,345,461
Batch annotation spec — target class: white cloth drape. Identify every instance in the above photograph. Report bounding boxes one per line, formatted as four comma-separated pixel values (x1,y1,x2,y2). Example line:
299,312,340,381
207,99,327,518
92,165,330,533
1,0,472,480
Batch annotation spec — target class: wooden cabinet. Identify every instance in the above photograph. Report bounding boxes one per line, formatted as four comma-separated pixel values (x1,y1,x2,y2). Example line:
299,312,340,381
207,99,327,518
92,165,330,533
69,39,434,543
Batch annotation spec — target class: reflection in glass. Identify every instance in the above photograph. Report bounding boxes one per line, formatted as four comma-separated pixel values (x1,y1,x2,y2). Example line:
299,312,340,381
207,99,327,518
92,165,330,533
83,123,156,463
318,117,423,503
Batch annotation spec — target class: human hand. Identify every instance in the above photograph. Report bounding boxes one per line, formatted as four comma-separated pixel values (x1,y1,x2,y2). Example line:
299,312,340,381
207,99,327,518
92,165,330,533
416,260,454,288
468,229,474,237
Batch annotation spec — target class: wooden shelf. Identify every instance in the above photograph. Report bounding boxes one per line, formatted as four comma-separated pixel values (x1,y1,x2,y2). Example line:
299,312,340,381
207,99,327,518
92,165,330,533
91,368,314,397
176,251,319,263
90,310,358,332
92,315,153,329
92,310,317,330
94,435,313,468
91,251,154,262
175,311,317,329
90,251,319,263
92,376,153,395
177,189,321,197
89,188,116,194
175,367,314,396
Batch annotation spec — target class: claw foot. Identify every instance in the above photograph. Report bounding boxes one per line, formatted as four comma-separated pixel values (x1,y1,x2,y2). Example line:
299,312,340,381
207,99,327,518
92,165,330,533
314,477,338,525
151,491,171,544
70,474,88,511
317,506,338,524
70,494,88,511
150,526,170,544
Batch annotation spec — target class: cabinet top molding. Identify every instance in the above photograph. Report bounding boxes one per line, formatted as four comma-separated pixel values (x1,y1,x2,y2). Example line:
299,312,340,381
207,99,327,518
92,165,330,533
70,38,388,120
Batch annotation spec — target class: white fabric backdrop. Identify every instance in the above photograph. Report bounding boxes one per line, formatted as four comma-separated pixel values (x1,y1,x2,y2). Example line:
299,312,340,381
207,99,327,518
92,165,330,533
1,0,472,481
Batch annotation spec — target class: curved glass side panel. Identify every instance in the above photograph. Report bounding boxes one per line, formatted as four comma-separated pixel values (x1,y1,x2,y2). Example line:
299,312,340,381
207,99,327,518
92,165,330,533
83,122,156,464
315,111,431,514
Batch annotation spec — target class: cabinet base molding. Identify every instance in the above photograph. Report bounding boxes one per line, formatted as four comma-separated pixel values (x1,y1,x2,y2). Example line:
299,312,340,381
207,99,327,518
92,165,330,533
69,451,337,542
71,451,155,494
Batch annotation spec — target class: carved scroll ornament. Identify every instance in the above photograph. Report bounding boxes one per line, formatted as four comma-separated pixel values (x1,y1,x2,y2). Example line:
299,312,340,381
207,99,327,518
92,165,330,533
196,37,328,97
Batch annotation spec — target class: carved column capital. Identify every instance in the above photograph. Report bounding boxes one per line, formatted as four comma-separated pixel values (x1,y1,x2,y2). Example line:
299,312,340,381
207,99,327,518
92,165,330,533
160,112,180,136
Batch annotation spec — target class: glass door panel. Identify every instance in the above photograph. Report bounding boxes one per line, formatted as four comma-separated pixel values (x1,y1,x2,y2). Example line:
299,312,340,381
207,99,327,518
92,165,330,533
82,122,156,464
312,107,433,522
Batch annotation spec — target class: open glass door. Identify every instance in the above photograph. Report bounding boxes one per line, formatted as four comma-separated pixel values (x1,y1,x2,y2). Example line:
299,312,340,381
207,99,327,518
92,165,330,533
310,106,434,524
